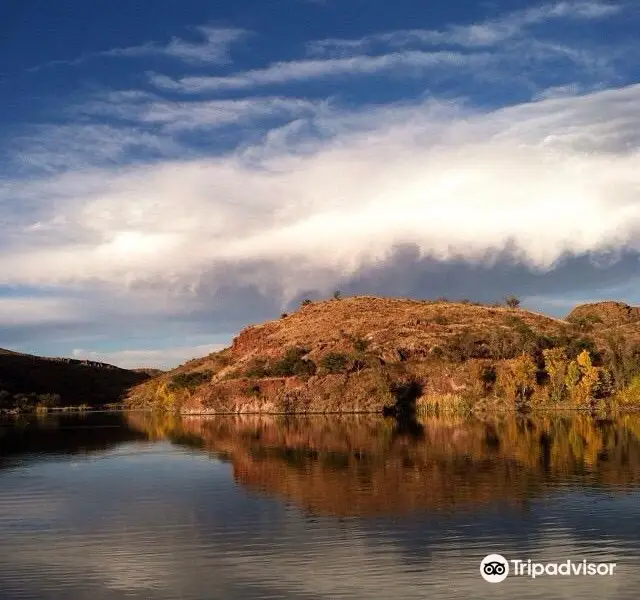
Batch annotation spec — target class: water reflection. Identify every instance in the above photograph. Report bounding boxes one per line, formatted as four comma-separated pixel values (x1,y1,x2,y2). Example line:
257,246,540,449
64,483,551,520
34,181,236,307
1,412,640,600
125,412,640,516
0,411,146,469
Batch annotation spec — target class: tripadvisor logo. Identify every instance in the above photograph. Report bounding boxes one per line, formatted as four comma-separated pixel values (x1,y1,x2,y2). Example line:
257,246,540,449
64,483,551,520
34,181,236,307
480,554,617,583
481,554,509,583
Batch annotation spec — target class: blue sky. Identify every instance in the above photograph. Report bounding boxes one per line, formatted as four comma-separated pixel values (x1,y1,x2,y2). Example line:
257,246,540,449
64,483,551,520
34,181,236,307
1,0,640,368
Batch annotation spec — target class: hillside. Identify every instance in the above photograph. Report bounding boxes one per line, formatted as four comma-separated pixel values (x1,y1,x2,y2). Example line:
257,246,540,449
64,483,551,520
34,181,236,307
126,296,640,413
0,350,152,411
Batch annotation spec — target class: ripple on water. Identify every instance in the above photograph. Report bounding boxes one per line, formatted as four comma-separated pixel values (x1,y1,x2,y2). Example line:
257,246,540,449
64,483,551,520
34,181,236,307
1,411,639,599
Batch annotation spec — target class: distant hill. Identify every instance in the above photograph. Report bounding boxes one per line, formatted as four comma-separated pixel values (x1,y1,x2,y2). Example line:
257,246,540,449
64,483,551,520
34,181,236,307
567,301,640,329
132,368,165,377
0,350,152,410
126,296,640,414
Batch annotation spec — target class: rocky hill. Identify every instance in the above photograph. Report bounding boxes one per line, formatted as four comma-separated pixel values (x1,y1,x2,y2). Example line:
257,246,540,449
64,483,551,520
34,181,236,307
567,301,640,329
0,350,152,410
126,296,640,413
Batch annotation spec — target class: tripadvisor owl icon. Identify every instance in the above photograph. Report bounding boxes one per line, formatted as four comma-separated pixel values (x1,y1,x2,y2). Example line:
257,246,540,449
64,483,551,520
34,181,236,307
481,554,509,583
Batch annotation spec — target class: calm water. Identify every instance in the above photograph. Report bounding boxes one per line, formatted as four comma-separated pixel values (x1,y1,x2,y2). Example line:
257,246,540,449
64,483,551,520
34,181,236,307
1,412,639,600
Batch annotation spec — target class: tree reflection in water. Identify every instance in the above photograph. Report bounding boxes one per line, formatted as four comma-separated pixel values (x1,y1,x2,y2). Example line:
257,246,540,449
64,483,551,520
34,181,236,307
125,411,640,517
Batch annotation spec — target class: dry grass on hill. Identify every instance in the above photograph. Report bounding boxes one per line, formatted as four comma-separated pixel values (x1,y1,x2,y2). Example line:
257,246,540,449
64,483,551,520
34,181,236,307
128,295,640,414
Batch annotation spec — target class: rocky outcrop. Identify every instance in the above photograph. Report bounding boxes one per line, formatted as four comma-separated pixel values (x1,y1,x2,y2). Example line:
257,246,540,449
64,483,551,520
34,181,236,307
567,301,640,328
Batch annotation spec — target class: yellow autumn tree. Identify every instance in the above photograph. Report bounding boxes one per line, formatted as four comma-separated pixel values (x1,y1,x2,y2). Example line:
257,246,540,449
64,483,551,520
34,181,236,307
543,348,568,404
501,353,537,406
565,350,599,407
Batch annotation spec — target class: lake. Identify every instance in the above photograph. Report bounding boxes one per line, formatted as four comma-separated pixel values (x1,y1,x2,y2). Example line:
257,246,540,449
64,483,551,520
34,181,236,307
1,411,639,599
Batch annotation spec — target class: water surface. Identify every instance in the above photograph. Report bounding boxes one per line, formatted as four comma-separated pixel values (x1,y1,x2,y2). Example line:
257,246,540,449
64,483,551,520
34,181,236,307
1,411,639,599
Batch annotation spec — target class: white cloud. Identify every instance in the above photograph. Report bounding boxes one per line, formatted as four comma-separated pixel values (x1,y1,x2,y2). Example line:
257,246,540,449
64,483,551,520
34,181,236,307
4,1,639,345
11,124,179,173
80,93,325,133
144,26,248,64
147,2,625,95
149,50,489,92
140,97,323,131
6,97,325,173
308,1,621,55
28,26,248,72
1,84,640,307
0,297,87,327
71,344,225,370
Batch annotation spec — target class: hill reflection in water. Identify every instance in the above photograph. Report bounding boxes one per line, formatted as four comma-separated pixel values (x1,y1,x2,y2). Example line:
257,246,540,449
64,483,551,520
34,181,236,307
126,412,640,517
0,411,147,470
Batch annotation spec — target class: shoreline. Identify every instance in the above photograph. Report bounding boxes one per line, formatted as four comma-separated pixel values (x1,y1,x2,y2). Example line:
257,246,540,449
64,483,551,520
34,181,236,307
3,405,640,418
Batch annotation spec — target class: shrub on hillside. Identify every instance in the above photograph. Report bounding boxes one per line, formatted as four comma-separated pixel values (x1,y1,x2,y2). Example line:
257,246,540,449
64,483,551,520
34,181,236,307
601,334,640,388
293,358,317,377
352,337,370,352
504,295,521,308
244,358,271,378
479,365,497,387
568,314,603,333
36,393,61,407
443,330,491,362
615,373,640,405
169,371,211,390
486,330,520,360
504,315,532,335
568,317,593,332
272,347,315,377
593,368,615,399
565,336,597,361
430,346,444,359
246,381,261,396
320,352,350,374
